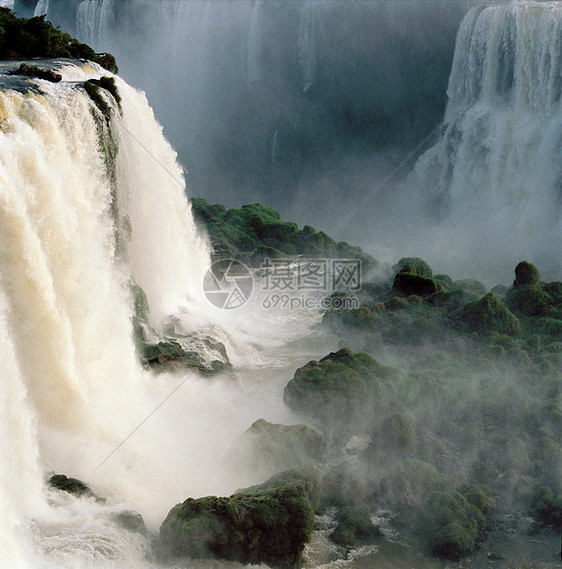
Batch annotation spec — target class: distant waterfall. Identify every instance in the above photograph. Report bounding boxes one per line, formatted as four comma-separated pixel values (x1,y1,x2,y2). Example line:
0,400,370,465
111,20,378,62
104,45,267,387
408,1,562,279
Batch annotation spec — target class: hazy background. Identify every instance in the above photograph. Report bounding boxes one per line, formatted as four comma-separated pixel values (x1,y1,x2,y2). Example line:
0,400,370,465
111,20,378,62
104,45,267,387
13,0,561,284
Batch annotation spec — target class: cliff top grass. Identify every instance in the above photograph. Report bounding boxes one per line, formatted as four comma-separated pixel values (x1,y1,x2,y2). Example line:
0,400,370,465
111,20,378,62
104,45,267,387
0,8,117,72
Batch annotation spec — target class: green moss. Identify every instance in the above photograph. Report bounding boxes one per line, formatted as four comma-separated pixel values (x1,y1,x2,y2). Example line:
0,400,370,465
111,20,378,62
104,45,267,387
514,261,541,287
160,470,318,568
392,270,441,298
395,257,433,277
0,8,117,71
283,348,407,434
460,292,519,336
190,197,375,268
530,486,562,528
84,77,121,120
330,506,381,547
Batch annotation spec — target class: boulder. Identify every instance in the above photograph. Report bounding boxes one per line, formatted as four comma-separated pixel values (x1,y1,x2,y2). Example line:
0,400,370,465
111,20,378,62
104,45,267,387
159,470,319,569
226,419,326,480
460,292,519,336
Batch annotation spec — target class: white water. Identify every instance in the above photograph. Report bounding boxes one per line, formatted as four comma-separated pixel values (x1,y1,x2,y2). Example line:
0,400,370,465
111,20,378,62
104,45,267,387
398,1,562,282
0,60,334,567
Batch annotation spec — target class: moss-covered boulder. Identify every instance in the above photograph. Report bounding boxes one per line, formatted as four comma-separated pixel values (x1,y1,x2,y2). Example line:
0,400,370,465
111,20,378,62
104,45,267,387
283,348,403,434
379,459,440,509
226,419,326,480
392,266,441,298
530,486,562,528
423,489,489,560
329,506,381,547
394,257,433,278
47,474,96,499
142,341,202,369
460,292,519,336
506,283,553,317
371,413,417,455
514,261,541,288
111,511,147,536
159,470,319,569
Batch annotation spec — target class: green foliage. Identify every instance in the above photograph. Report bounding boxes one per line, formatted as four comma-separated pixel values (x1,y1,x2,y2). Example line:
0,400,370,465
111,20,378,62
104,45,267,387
530,486,562,528
506,283,553,317
283,348,408,435
84,77,120,120
514,261,541,287
460,292,520,336
0,8,117,71
330,506,381,547
190,198,375,268
160,471,318,568
392,270,441,298
11,62,61,81
395,257,433,278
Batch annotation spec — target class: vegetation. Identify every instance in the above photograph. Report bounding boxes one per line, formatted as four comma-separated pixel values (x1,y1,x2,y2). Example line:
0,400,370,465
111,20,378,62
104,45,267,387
0,8,117,72
159,470,319,569
191,198,375,269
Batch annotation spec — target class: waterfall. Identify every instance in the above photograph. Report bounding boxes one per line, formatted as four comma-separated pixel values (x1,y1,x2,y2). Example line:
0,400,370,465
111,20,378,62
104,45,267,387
0,60,212,566
406,1,562,280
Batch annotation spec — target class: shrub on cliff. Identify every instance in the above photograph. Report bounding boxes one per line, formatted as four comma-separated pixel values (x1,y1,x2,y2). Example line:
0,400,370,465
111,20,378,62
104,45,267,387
0,8,117,71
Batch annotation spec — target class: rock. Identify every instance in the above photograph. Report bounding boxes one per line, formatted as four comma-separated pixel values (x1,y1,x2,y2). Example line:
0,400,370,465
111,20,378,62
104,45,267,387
394,257,433,278
142,341,201,369
283,348,402,435
530,486,562,528
47,474,96,499
392,268,441,298
159,470,319,569
460,292,519,336
513,261,541,287
506,283,553,317
13,63,62,82
226,419,326,481
111,511,147,536
329,506,381,547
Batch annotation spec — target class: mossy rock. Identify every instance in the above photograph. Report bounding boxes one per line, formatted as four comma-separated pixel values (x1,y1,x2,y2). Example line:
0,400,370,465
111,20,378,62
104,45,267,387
392,270,441,298
379,459,440,508
395,257,433,278
48,474,96,499
111,511,146,536
451,279,487,297
506,283,553,317
320,465,368,509
514,261,541,288
429,521,478,560
460,292,519,336
142,341,202,370
226,419,326,480
530,486,562,528
424,490,484,559
283,348,404,433
371,413,417,453
330,506,381,547
160,470,318,568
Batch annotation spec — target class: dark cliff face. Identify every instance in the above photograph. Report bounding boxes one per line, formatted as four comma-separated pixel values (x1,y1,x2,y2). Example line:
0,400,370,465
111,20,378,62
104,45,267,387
20,0,473,209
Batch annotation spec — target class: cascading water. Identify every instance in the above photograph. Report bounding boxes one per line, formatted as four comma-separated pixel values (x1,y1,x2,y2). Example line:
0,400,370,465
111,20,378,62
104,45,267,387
0,60,220,567
403,1,562,280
